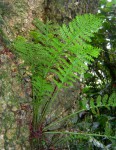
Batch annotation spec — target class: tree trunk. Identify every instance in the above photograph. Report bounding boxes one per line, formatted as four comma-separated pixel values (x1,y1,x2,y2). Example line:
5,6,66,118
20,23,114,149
44,0,99,24
0,1,45,149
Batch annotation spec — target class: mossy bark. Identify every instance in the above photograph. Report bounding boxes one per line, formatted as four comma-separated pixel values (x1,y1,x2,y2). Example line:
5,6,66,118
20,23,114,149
0,0,99,39
44,0,99,24
0,0,45,40
0,1,44,149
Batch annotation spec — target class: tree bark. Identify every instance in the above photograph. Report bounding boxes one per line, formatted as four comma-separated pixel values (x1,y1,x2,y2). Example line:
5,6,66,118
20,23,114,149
44,0,99,24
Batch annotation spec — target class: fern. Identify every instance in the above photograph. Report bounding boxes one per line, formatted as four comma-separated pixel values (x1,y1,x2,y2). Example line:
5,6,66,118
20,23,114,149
13,14,116,149
13,14,104,148
14,14,102,87
14,14,102,101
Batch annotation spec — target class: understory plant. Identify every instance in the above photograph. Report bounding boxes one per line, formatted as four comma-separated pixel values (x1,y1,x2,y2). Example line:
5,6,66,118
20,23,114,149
13,14,116,149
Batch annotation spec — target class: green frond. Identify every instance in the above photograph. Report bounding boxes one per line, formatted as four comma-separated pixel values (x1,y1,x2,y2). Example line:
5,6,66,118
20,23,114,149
14,14,102,89
13,14,103,125
89,93,116,110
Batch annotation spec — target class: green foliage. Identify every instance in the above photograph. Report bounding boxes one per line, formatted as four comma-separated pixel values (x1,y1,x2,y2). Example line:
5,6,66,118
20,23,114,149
83,1,116,97
14,14,102,94
45,93,116,149
44,93,116,129
79,4,116,149
13,14,104,149
87,93,115,109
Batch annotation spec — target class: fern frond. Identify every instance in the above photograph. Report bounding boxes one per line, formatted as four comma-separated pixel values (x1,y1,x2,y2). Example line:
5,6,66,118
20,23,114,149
13,14,103,124
14,14,102,89
88,93,116,110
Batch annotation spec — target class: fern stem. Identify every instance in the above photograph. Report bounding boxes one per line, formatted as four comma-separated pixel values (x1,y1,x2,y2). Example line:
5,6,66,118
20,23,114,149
39,87,60,125
44,131,116,140
43,109,84,131
43,104,115,131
